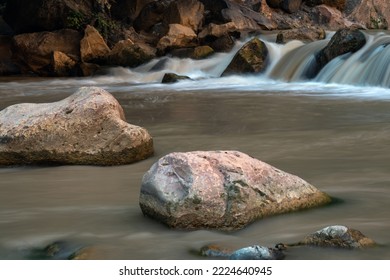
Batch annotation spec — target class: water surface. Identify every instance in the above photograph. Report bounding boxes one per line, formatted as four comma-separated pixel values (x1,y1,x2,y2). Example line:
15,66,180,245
1,75,389,260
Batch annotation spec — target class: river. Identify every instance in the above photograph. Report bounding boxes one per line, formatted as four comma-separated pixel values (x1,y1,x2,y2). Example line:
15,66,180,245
0,32,390,260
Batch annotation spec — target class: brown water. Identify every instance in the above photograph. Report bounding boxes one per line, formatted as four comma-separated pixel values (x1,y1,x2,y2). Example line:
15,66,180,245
0,75,390,260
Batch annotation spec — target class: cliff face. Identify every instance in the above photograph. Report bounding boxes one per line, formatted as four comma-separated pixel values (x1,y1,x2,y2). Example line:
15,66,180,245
0,0,388,77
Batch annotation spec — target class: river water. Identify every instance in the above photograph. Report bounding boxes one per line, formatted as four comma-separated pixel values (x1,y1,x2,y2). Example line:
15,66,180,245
1,33,390,260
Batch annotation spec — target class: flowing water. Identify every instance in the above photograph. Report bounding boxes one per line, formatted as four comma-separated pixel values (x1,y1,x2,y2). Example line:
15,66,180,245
0,32,390,260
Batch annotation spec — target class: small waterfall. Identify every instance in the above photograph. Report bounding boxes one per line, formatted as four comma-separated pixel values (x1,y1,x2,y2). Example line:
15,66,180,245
101,31,390,88
267,39,329,81
315,33,390,87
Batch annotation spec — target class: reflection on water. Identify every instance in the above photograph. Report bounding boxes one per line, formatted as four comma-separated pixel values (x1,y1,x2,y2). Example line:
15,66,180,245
0,78,390,259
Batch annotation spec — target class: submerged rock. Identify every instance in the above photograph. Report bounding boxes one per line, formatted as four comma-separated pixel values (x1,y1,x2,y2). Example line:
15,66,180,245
139,151,331,230
229,245,285,260
199,244,233,258
200,243,285,260
0,86,154,166
222,38,269,76
28,241,84,260
299,225,376,249
266,0,302,14
164,0,205,32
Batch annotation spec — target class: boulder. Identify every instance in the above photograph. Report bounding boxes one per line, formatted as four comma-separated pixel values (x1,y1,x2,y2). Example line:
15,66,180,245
163,0,205,32
3,0,93,34
315,28,366,73
0,87,154,166
304,1,389,29
304,0,346,10
299,225,376,249
198,23,238,52
51,51,78,76
347,0,389,29
157,24,198,53
200,0,275,30
111,0,155,23
11,29,82,75
133,1,170,32
222,37,268,76
170,46,214,59
266,0,302,13
198,22,238,39
276,26,326,43
139,151,331,230
229,245,285,260
109,39,156,67
0,35,20,75
209,34,236,52
80,25,111,64
310,4,360,30
79,62,100,76
192,46,215,59
161,72,191,83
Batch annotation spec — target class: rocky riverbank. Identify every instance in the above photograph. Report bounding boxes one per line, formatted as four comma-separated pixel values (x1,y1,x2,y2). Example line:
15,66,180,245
0,0,389,77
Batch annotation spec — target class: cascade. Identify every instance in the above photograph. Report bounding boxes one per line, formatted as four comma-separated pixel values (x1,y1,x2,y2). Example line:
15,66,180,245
105,31,390,88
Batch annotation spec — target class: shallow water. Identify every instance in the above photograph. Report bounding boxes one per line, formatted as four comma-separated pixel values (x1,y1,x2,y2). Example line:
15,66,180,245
0,75,389,260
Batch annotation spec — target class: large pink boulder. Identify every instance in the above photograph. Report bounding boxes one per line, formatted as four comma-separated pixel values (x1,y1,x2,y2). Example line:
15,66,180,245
140,151,331,230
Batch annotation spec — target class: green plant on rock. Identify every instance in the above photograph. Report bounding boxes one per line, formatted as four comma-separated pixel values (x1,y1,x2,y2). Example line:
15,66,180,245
93,13,119,40
66,10,87,31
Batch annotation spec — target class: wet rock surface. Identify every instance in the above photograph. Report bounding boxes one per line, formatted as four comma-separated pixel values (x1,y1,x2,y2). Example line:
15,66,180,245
161,72,191,83
313,28,366,77
222,38,269,76
229,245,285,260
199,225,376,260
0,86,154,166
28,241,85,260
139,150,331,230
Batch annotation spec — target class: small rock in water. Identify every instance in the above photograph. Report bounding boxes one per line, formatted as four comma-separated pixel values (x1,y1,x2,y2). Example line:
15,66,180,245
28,241,85,260
300,225,376,249
199,244,233,258
229,245,285,260
161,72,191,83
